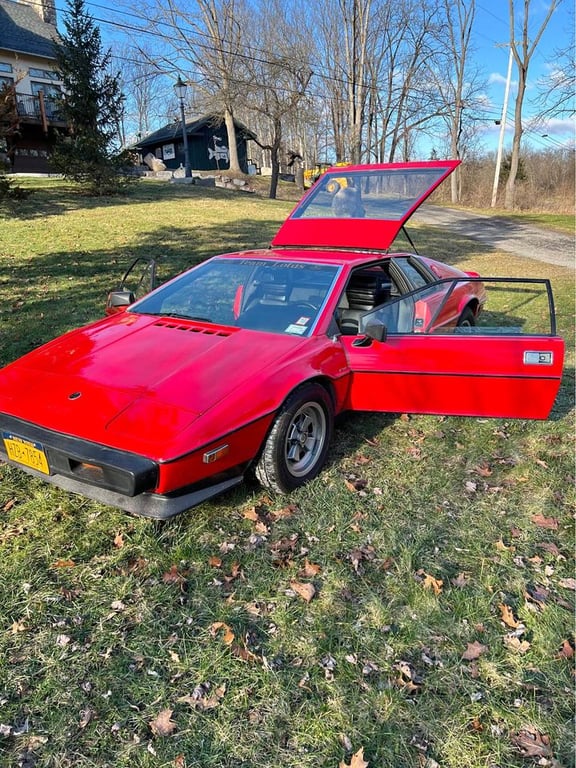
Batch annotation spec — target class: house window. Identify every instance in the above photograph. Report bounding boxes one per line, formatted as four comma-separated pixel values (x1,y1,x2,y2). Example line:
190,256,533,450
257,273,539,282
0,76,13,88
28,67,60,81
0,63,12,73
31,81,62,98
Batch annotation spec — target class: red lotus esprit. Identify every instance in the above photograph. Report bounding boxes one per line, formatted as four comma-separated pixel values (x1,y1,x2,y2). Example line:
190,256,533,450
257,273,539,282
0,161,564,518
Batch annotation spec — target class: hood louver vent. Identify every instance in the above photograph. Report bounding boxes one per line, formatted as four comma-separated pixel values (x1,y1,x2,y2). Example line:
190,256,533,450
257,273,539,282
153,319,232,337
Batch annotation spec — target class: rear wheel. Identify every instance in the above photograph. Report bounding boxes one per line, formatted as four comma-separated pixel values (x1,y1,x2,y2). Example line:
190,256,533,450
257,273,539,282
457,306,476,328
256,383,333,494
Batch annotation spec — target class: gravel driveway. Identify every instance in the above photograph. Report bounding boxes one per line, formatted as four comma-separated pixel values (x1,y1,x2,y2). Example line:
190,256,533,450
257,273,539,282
413,205,574,270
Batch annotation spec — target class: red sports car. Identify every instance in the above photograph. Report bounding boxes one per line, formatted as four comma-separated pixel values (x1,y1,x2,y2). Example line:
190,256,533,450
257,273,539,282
0,161,564,518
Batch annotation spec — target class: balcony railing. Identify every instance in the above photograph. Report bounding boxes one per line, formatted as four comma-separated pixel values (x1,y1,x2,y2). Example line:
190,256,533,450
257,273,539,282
15,93,65,123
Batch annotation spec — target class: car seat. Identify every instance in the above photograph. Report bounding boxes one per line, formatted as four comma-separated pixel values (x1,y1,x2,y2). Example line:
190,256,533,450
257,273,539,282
338,271,392,335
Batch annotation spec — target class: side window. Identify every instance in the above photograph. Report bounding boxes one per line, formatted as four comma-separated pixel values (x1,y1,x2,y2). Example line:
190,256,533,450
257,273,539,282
360,278,557,337
337,266,393,335
393,257,429,289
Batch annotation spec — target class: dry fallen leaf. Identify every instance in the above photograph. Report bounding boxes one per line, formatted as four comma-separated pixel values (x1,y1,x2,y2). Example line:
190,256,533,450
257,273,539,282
339,747,369,768
556,639,574,659
558,577,576,590
243,506,261,521
498,603,522,628
269,504,297,521
290,580,316,603
299,559,322,578
79,708,96,729
510,726,552,758
178,682,226,710
162,565,187,586
494,539,515,552
208,556,222,568
210,622,235,645
451,572,470,589
149,708,177,737
537,541,561,557
10,619,26,634
52,558,75,568
531,514,558,529
113,532,124,549
393,661,423,694
462,641,487,661
503,635,531,654
416,569,443,595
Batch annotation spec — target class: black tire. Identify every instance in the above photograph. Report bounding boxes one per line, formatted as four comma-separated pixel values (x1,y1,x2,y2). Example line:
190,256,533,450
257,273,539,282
457,306,476,328
255,383,334,494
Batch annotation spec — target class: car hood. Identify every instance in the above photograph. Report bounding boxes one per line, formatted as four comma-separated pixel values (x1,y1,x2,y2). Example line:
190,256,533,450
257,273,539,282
0,312,307,450
272,160,459,251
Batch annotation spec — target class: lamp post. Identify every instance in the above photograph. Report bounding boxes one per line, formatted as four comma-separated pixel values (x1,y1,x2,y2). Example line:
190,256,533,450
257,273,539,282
174,76,191,178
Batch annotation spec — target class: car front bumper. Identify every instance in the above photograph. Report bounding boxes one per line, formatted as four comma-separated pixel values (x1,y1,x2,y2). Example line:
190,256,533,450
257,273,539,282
0,414,243,519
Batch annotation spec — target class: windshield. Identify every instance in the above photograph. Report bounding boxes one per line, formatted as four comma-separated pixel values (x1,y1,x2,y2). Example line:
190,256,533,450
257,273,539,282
129,258,340,336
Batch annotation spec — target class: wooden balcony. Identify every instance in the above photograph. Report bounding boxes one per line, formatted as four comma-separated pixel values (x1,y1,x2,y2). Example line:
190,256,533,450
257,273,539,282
15,92,67,130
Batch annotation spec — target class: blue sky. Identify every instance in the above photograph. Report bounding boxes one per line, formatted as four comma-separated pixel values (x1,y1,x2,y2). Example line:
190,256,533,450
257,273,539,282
53,0,575,155
470,1,574,153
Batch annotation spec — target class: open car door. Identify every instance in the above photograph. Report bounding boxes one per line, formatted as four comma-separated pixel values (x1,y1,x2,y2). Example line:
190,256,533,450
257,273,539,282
341,278,564,419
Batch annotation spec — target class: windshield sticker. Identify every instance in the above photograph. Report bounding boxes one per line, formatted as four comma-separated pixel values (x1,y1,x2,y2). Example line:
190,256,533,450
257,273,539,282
295,316,311,325
285,324,308,335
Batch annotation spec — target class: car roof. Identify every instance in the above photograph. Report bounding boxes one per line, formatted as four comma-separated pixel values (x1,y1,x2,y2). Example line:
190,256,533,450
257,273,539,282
272,160,459,252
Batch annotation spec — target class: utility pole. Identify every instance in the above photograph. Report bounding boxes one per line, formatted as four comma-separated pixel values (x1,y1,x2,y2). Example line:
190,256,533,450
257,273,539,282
491,44,514,208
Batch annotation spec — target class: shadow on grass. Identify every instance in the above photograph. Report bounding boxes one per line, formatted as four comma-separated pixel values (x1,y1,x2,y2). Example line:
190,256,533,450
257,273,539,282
1,179,289,221
0,217,282,363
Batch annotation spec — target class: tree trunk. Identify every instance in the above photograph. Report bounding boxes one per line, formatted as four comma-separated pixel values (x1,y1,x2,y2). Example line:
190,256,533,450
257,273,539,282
224,107,241,173
504,67,525,209
504,0,559,210
269,121,282,199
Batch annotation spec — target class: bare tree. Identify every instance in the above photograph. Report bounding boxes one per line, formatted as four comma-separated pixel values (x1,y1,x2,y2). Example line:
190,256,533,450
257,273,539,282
367,0,445,163
505,0,561,209
536,5,575,121
133,0,248,173
241,0,312,198
429,0,484,202
114,44,166,142
313,0,377,164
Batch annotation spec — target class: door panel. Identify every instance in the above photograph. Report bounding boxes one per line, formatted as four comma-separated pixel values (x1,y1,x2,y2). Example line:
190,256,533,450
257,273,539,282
342,278,564,420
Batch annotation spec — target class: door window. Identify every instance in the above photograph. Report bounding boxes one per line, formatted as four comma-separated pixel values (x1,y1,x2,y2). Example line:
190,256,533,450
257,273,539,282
360,278,557,337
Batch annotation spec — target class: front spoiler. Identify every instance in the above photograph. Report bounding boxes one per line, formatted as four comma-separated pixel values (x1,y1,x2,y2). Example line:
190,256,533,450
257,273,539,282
6,462,243,518
1,450,244,519
0,414,244,518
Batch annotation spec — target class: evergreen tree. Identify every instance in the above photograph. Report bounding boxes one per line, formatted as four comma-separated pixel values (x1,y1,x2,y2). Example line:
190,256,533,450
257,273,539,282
52,0,133,195
0,85,30,203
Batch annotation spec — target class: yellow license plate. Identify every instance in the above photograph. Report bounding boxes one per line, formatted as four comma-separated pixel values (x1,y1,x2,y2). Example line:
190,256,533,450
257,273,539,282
3,432,50,475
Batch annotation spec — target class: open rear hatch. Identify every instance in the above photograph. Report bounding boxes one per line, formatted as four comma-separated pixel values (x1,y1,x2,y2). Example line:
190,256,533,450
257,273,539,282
272,160,460,252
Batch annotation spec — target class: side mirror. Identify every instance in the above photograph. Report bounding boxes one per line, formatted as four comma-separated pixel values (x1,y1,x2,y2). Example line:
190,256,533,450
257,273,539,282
106,289,136,315
364,320,387,343
105,257,158,315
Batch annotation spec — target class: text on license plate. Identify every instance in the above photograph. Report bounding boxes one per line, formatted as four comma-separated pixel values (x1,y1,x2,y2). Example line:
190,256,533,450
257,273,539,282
2,432,50,474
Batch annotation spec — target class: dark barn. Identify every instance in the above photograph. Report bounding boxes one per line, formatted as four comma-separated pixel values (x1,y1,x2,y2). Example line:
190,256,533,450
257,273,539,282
134,116,255,174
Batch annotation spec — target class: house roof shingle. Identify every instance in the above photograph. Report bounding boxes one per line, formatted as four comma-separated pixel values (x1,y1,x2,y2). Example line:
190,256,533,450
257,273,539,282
135,116,256,149
0,0,59,59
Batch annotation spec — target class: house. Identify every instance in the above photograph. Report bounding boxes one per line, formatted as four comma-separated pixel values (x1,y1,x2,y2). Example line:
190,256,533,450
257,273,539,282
0,0,65,173
134,116,256,174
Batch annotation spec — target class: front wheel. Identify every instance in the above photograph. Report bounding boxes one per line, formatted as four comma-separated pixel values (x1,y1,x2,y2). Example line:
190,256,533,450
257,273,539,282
256,383,334,494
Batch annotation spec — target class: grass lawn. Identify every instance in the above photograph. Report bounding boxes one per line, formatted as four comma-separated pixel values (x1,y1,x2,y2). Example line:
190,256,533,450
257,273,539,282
0,179,574,768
